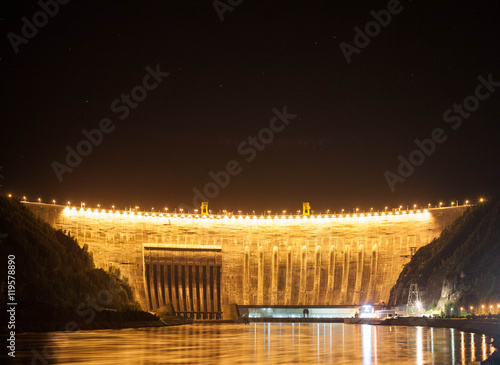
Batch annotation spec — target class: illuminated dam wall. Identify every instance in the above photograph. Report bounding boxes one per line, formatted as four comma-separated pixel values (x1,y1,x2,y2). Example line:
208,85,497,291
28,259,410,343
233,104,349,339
25,203,467,317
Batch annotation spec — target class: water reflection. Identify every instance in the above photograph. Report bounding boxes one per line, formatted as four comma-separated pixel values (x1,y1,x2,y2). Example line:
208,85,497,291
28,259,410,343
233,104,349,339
362,324,372,364
14,324,496,364
416,326,423,365
471,332,476,363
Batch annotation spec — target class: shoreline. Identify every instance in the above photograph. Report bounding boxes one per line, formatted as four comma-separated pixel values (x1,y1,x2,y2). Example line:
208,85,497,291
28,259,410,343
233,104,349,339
346,317,500,338
15,320,168,334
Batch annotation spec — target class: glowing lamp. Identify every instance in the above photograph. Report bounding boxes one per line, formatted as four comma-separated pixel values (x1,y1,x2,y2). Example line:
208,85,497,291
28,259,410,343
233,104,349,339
362,305,373,314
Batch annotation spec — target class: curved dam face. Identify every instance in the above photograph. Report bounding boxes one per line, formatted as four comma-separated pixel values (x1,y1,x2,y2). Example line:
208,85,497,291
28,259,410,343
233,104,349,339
25,203,467,317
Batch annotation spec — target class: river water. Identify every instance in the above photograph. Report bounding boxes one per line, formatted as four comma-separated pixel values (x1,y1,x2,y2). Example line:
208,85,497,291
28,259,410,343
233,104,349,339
14,323,496,364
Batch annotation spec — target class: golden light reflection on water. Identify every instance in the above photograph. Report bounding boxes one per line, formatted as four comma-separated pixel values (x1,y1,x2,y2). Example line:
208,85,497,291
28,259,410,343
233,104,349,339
15,324,496,365
471,332,476,363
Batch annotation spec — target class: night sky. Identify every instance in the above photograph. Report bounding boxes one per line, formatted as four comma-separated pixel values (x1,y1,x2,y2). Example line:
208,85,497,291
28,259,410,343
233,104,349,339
1,0,499,214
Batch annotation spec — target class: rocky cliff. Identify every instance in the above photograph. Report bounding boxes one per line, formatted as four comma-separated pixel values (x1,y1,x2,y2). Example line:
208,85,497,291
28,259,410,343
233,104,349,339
389,197,500,313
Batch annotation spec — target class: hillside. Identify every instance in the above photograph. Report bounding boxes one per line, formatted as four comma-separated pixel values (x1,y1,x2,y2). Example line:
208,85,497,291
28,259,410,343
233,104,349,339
0,195,157,332
389,197,500,312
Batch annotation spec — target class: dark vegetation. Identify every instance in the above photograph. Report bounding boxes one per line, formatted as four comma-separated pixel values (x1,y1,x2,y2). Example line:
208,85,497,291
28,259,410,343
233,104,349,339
389,196,500,311
0,195,158,332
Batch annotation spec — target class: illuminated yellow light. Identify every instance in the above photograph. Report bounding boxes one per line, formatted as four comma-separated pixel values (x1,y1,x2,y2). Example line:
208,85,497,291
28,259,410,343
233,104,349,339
61,204,432,225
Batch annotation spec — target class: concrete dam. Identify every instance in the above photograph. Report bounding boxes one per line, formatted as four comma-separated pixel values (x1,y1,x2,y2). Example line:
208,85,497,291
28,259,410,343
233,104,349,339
25,202,467,319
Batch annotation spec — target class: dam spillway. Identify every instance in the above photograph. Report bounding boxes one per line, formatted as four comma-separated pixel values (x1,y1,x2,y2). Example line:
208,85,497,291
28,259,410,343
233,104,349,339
25,202,467,318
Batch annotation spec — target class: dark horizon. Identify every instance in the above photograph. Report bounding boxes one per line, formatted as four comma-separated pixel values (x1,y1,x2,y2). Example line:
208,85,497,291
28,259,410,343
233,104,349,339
2,0,499,213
